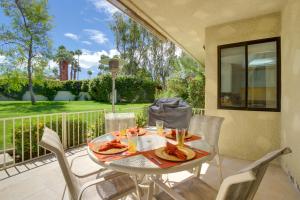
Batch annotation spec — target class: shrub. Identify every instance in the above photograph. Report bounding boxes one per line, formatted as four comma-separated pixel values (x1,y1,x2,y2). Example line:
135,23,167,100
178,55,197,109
14,114,105,161
89,75,157,103
89,74,112,102
0,76,27,99
34,80,63,100
155,76,205,108
187,77,205,108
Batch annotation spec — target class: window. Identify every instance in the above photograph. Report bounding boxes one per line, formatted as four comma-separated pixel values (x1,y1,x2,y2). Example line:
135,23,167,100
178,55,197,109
218,37,281,111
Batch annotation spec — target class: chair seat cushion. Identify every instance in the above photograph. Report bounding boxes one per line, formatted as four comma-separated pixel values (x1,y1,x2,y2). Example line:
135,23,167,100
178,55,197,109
155,177,217,200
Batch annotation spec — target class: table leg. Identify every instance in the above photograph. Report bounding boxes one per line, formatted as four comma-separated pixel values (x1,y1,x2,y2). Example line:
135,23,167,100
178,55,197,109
147,181,154,200
132,174,142,200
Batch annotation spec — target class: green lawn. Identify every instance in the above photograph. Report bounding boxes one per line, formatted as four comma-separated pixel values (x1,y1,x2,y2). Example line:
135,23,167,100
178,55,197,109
0,101,149,150
0,101,149,118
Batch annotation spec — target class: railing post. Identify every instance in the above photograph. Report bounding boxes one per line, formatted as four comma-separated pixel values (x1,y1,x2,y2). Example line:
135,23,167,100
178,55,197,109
62,112,67,149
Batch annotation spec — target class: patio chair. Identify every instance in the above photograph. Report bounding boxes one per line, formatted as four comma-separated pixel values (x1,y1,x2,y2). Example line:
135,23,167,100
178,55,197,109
152,147,291,200
188,115,224,181
105,112,135,133
39,127,136,200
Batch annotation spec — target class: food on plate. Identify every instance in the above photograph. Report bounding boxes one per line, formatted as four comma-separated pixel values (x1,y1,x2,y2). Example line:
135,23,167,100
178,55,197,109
98,139,127,152
127,127,146,135
164,142,187,160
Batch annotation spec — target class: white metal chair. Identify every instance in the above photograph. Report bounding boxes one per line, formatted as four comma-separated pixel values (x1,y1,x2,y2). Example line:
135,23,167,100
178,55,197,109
105,112,136,133
188,115,224,181
39,127,136,200
152,147,292,200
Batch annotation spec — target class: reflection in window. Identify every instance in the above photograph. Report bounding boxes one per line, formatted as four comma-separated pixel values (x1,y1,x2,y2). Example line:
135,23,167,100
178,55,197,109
248,42,277,108
220,47,246,107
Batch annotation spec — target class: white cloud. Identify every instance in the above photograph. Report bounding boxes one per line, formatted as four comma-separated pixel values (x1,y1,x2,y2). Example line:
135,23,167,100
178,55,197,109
82,41,92,45
48,60,57,69
79,48,119,69
89,0,119,15
64,33,79,40
84,29,108,44
0,55,5,63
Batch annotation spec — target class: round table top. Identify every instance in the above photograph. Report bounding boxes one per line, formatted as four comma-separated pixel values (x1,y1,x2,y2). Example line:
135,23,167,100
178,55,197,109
87,128,214,175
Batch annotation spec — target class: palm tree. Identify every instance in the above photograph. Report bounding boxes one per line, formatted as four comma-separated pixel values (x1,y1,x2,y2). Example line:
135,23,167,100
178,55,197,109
69,50,75,80
53,46,73,80
74,49,82,80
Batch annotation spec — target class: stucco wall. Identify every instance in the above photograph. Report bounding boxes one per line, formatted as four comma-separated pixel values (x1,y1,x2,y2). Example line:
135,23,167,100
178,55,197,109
281,0,300,186
205,13,281,160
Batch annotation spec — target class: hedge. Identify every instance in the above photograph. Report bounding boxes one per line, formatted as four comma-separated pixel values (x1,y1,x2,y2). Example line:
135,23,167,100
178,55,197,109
89,75,157,103
0,78,91,100
0,75,156,102
14,115,105,161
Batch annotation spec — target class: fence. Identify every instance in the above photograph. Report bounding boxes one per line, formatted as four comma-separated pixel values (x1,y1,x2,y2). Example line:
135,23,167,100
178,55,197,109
0,106,204,170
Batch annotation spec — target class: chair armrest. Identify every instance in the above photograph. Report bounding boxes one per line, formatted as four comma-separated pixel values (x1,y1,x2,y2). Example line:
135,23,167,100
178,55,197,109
70,153,88,168
216,171,256,200
150,176,186,200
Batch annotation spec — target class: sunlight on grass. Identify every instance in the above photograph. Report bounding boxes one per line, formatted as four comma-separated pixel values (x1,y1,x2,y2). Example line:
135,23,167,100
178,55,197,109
0,101,150,118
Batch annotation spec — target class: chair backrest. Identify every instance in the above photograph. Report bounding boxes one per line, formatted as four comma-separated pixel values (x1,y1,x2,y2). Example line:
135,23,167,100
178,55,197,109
39,127,80,200
188,115,224,148
217,147,292,200
105,112,135,133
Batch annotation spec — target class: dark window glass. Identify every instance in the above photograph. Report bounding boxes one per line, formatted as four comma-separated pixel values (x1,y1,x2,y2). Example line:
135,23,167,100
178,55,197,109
218,38,280,111
248,41,277,108
220,46,246,107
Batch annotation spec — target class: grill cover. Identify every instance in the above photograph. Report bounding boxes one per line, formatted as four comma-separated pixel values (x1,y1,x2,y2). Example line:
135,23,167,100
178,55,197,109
148,98,192,129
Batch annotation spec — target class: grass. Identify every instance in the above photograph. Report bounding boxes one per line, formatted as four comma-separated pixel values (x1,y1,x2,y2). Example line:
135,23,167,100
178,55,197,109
0,101,149,118
0,101,149,150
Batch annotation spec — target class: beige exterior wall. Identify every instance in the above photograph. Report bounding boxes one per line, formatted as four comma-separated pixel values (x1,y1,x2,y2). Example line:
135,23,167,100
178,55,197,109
205,13,281,160
281,0,300,185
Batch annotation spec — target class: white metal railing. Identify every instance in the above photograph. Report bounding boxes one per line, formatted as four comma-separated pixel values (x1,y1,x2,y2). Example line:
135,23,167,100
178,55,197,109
0,106,203,170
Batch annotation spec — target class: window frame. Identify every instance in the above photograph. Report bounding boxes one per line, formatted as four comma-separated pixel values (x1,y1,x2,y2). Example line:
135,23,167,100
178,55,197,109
217,37,281,112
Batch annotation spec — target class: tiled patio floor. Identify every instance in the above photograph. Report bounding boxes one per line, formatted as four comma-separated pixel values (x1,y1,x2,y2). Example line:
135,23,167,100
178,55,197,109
0,147,299,200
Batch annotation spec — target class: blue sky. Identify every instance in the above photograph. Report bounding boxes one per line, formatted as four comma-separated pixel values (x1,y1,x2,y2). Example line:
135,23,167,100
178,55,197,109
0,0,120,79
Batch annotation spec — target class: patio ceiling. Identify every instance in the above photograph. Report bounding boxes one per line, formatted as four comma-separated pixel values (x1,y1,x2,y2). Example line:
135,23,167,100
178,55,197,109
109,0,286,63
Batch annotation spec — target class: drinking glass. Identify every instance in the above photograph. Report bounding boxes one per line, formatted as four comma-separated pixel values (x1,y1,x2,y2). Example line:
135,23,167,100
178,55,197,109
176,129,186,147
127,131,138,153
156,120,164,135
119,121,127,137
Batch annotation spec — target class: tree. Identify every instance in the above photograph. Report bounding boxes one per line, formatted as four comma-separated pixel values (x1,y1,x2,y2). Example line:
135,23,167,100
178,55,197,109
53,45,73,80
110,12,150,75
69,50,74,80
0,0,52,104
173,52,204,79
87,70,92,79
147,36,177,88
74,49,82,80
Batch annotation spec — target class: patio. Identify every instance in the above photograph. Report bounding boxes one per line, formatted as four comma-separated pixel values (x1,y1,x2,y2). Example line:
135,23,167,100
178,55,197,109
1,0,300,199
0,146,299,200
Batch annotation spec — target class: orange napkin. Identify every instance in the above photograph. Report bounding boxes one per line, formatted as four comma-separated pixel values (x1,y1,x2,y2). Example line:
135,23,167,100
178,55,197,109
164,142,187,160
98,139,127,151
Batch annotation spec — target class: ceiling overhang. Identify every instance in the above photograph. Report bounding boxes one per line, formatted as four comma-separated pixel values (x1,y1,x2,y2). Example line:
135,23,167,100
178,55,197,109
107,0,286,64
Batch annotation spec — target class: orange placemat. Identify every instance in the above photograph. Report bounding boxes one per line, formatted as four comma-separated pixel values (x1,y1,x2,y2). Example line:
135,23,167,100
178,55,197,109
141,148,209,169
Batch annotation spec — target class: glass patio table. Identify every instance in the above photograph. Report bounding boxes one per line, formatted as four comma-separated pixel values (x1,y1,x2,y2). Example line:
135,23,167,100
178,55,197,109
87,128,214,199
